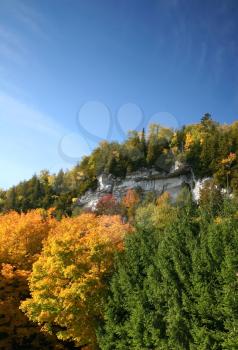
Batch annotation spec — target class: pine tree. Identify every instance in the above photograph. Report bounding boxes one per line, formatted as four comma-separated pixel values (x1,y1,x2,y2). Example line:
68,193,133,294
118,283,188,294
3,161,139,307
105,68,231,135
146,124,160,166
98,199,194,349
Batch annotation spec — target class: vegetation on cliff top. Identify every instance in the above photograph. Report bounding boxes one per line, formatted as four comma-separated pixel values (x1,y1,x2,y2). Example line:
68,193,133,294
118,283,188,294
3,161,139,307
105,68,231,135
1,114,238,217
1,115,238,349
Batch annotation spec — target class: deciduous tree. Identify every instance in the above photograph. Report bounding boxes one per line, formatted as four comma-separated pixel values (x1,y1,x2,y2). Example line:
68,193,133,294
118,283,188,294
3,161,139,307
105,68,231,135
21,213,130,349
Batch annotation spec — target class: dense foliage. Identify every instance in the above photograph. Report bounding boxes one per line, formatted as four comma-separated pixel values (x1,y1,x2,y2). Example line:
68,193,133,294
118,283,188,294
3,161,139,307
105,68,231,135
98,196,238,349
7,189,237,349
1,116,238,349
20,214,131,349
0,209,55,269
0,210,71,349
1,115,238,217
0,264,65,350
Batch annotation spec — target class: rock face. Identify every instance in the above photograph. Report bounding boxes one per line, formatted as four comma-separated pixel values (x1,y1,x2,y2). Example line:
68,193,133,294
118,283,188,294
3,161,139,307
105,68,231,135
192,178,211,201
78,164,194,210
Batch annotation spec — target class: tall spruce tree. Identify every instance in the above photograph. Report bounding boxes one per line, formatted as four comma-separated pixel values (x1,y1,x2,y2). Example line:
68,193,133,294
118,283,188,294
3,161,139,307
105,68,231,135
98,198,238,349
98,199,195,349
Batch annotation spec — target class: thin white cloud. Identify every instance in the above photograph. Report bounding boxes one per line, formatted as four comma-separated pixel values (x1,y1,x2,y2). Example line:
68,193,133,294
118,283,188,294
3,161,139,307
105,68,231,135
0,91,91,188
0,90,91,161
0,0,49,67
0,42,25,65
0,25,27,65
0,25,26,52
0,90,69,188
0,91,66,138
11,0,48,39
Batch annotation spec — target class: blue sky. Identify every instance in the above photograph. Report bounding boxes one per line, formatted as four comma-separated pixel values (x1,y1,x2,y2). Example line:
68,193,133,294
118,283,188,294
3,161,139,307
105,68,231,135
0,0,238,188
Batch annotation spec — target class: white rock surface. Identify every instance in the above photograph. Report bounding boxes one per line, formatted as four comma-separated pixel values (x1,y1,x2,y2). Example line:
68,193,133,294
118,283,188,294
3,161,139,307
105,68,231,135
78,166,194,210
192,178,211,201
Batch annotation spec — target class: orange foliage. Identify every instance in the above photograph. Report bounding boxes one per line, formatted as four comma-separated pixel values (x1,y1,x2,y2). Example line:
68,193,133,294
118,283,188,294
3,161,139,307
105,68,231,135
156,191,171,206
0,209,56,269
122,189,140,208
221,152,236,166
95,194,121,215
0,264,65,350
122,189,140,223
21,213,131,349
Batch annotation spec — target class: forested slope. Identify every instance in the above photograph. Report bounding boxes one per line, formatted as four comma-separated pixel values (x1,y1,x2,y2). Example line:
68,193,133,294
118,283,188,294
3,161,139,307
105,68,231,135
1,114,238,349
1,114,238,217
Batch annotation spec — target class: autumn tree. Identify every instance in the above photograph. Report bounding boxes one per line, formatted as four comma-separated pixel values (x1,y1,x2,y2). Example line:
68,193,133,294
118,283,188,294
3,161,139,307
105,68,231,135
0,209,55,269
21,213,131,349
220,152,236,192
135,191,177,231
0,264,64,350
122,189,140,222
0,211,66,350
95,194,121,216
183,126,203,175
2,119,238,215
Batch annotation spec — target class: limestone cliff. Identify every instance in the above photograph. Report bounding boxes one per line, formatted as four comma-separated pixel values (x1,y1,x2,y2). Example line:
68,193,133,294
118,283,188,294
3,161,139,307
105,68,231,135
78,162,194,210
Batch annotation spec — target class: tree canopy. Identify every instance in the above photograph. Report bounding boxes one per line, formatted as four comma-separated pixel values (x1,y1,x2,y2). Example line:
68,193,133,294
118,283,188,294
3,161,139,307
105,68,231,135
2,116,238,217
20,213,131,349
98,197,238,349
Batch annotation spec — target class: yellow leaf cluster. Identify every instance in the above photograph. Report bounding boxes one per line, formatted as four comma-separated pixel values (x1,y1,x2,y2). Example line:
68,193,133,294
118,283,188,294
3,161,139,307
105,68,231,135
21,213,131,348
184,132,194,152
221,152,236,166
0,263,59,349
0,209,56,269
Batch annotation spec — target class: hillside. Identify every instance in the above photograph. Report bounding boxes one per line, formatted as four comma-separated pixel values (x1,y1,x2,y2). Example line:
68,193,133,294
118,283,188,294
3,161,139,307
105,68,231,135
1,114,238,349
1,114,238,217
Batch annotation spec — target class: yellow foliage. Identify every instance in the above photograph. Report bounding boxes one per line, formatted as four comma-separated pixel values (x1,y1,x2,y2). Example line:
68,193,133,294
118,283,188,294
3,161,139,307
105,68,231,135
21,213,131,349
221,152,236,166
135,191,177,231
214,216,223,225
156,191,171,206
0,263,60,349
184,125,205,152
0,209,56,269
184,132,194,151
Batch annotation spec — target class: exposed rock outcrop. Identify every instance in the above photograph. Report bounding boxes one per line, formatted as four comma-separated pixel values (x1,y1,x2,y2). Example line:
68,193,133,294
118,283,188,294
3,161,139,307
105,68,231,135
78,163,194,210
192,178,211,201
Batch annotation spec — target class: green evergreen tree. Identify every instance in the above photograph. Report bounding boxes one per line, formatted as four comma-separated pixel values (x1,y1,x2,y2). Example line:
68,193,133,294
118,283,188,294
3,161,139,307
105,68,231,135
146,124,160,166
99,198,238,349
4,187,17,211
98,200,196,349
